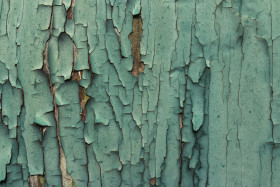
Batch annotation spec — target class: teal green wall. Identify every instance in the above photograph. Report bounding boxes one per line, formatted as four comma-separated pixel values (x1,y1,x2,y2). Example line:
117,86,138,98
0,0,279,186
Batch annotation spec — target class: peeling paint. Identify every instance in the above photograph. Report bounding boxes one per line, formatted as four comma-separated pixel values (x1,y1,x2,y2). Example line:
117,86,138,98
0,0,279,186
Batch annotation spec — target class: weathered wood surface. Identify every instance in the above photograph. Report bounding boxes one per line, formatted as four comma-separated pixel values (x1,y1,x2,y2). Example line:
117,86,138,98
0,0,279,186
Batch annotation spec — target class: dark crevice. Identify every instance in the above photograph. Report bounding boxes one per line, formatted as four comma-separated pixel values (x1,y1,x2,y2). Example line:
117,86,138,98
66,0,75,20
129,13,144,76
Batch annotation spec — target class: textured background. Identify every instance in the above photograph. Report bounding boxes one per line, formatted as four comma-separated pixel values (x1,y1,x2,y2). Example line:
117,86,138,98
0,0,279,186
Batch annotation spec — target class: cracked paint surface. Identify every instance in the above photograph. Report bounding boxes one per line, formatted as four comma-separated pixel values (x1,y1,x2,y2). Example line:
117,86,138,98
0,0,278,186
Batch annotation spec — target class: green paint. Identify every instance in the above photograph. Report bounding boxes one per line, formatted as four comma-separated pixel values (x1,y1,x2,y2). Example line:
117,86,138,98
0,0,279,186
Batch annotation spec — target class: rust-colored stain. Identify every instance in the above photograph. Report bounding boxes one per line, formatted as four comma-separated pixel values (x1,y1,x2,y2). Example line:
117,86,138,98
150,178,156,186
129,14,144,76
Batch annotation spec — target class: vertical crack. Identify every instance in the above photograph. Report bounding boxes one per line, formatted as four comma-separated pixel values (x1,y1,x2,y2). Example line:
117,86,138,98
66,0,75,20
129,13,144,76
179,112,183,186
71,71,89,122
